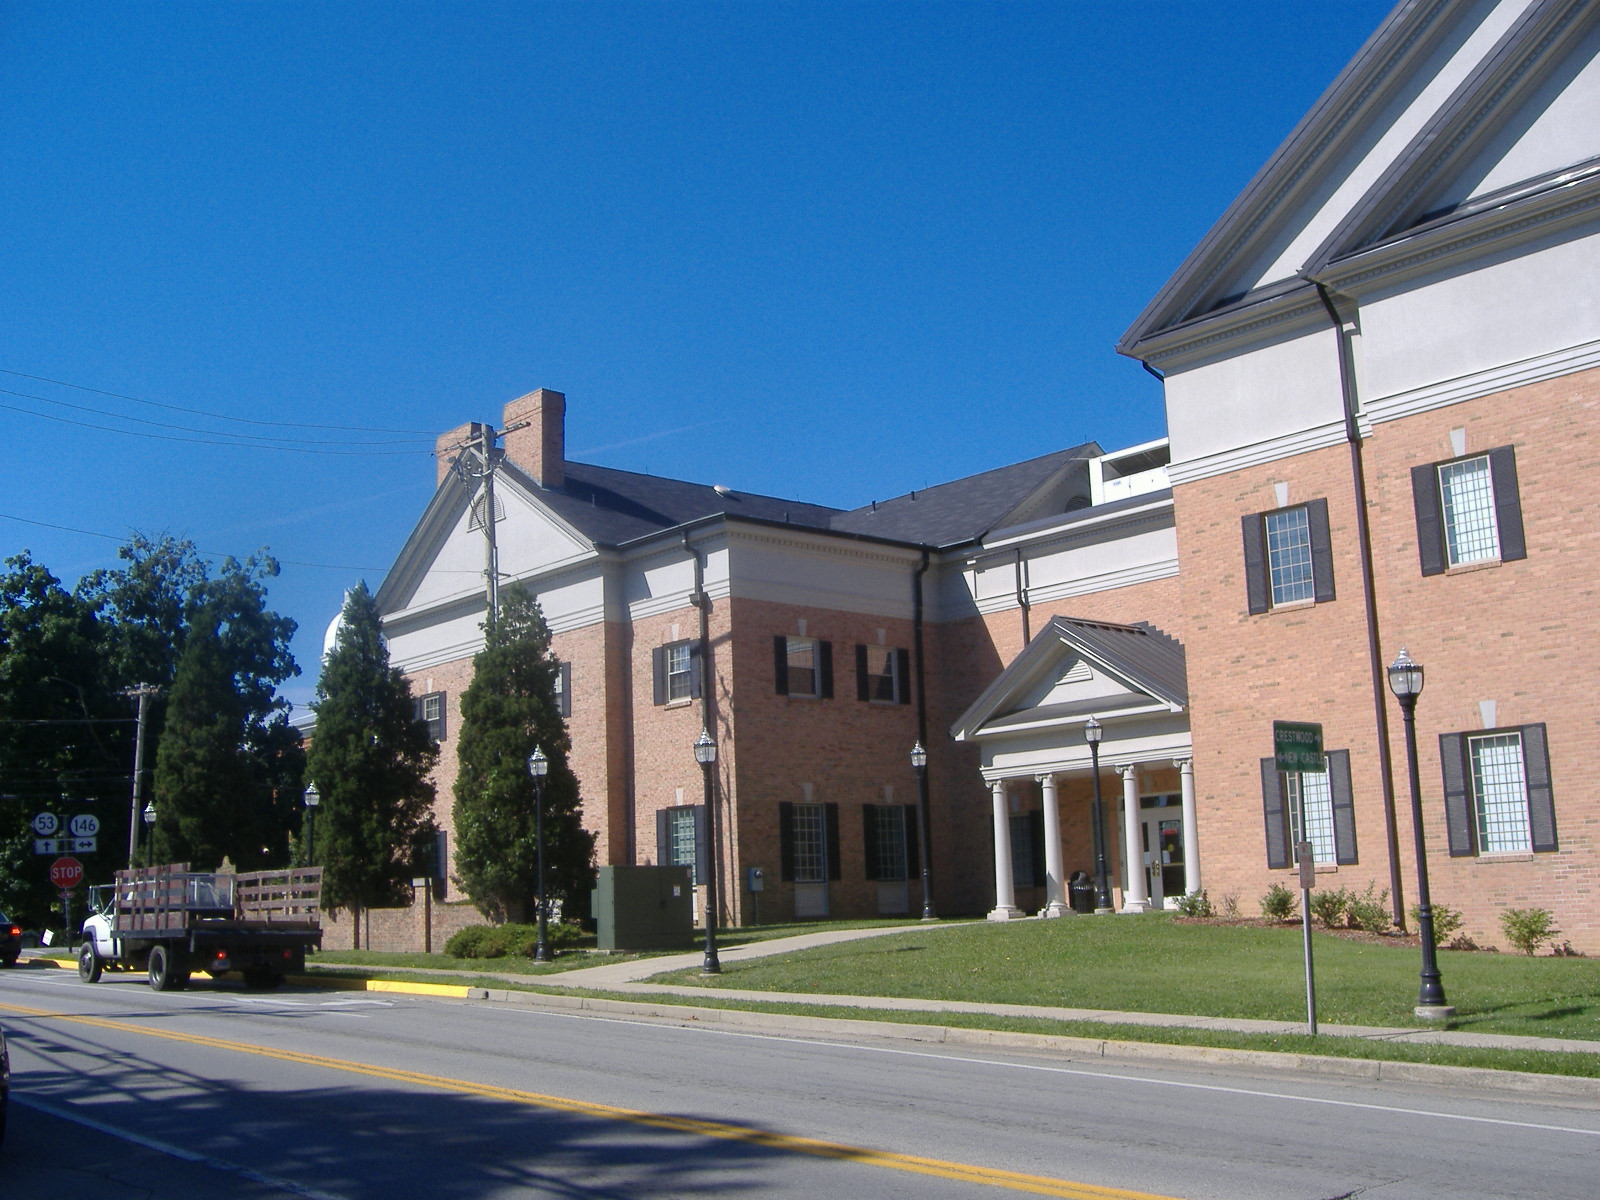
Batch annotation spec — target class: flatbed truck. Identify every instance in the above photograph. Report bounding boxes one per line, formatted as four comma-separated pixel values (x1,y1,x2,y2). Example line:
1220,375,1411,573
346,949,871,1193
78,863,323,991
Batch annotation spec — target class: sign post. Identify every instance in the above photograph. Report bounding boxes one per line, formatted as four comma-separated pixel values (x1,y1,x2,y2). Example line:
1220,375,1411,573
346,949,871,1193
1273,721,1324,1037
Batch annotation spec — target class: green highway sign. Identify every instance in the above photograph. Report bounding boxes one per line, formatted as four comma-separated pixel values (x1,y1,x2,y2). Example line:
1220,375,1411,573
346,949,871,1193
1273,721,1324,773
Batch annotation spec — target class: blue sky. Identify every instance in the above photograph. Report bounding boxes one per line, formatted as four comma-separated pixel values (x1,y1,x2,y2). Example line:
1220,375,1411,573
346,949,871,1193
0,1,1394,708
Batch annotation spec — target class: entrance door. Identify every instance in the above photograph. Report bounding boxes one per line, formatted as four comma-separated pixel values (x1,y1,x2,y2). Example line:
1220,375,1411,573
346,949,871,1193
1140,797,1185,908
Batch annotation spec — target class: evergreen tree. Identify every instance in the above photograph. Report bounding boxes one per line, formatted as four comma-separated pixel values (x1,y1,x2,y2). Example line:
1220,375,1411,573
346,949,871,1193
453,583,594,922
305,583,437,923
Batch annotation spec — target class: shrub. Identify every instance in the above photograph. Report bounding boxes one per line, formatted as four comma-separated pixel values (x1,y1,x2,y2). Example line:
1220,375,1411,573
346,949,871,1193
444,925,498,958
444,921,584,959
1500,907,1559,956
1259,883,1297,921
1307,887,1350,929
1345,883,1392,934
1219,892,1240,919
1408,902,1463,943
1173,890,1213,918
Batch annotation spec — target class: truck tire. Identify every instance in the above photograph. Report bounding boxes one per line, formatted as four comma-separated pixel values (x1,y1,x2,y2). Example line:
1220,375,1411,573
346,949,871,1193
78,941,102,983
147,944,189,992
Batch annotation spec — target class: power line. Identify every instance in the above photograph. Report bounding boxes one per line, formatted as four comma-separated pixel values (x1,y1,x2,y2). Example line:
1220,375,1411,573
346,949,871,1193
0,366,438,435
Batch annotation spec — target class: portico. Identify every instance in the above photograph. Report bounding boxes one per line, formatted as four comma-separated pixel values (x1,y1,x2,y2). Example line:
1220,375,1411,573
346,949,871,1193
952,617,1195,919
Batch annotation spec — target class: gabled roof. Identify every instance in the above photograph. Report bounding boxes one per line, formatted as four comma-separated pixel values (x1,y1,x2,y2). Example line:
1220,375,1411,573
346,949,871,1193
951,616,1187,742
828,444,1098,549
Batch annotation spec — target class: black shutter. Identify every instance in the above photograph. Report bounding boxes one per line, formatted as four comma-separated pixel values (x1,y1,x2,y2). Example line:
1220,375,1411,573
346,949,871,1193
1307,498,1336,603
655,809,670,868
1522,723,1557,853
856,645,870,701
558,664,571,718
652,646,668,706
1412,463,1446,576
773,635,788,695
1439,732,1475,856
434,829,449,885
1326,749,1358,865
903,803,920,876
819,641,834,699
825,802,841,881
778,802,795,881
896,648,912,704
1242,513,1268,614
1029,809,1046,890
693,804,710,885
1260,757,1290,869
689,641,704,700
862,804,880,880
1489,445,1526,563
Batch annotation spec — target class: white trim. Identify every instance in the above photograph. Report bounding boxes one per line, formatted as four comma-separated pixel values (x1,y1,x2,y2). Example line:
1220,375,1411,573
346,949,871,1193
1166,419,1349,486
1365,337,1600,425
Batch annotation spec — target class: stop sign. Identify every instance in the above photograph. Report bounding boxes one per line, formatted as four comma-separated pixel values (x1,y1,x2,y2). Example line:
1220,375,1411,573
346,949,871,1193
49,857,84,890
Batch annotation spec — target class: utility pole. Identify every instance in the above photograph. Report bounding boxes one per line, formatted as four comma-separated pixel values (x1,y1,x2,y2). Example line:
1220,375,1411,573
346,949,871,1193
445,420,530,632
123,684,159,867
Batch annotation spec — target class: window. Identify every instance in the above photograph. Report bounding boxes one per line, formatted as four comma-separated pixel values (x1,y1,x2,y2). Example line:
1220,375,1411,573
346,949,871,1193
415,691,446,742
1009,812,1043,889
655,805,706,884
1241,499,1334,615
856,645,912,704
773,635,833,698
779,801,840,883
651,640,701,706
862,803,919,881
1412,446,1525,575
1439,724,1556,856
1260,749,1356,868
553,661,571,718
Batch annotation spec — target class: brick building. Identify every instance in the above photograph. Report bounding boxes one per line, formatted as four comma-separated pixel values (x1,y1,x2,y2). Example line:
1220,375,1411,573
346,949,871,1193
1118,0,1600,952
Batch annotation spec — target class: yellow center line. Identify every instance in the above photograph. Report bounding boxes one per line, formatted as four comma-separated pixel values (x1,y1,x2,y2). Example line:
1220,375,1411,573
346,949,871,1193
0,1000,1183,1200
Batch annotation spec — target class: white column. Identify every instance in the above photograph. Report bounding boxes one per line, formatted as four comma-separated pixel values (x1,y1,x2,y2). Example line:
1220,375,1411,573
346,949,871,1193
1176,757,1201,897
988,779,1022,921
1118,764,1150,912
1038,773,1067,917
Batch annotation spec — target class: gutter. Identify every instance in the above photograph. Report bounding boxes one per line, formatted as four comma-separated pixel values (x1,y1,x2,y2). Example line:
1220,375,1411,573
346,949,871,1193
1312,280,1406,929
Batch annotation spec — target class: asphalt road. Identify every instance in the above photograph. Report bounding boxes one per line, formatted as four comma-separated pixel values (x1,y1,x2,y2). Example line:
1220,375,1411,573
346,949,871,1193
2,967,1597,1199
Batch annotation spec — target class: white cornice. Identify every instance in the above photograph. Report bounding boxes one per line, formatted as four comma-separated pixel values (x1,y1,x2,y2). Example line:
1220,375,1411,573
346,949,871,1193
1166,419,1349,486
975,496,1174,555
1366,336,1600,424
1138,292,1330,371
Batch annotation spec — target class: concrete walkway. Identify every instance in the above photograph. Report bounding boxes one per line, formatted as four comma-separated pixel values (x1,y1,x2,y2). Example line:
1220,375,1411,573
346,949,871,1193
299,922,1600,1059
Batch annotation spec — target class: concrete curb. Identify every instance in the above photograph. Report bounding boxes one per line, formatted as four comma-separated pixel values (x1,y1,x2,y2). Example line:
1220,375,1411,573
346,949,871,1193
456,985,1600,1099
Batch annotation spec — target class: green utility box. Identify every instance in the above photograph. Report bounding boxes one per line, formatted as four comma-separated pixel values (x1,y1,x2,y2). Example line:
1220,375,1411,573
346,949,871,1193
592,865,694,952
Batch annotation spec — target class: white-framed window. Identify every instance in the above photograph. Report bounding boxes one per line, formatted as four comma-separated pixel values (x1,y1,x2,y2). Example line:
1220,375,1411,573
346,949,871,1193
1438,456,1499,567
1286,763,1336,865
415,691,446,741
791,802,826,883
666,642,693,702
1469,732,1531,854
856,644,909,704
665,806,699,884
552,661,571,718
871,805,908,882
1264,506,1315,606
786,637,819,697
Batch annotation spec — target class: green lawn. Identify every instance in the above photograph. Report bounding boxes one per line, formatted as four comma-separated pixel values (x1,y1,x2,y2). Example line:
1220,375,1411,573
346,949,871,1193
648,913,1600,1041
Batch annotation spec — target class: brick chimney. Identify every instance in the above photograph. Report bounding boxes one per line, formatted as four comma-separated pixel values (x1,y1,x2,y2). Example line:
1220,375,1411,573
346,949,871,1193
435,422,487,488
501,388,566,489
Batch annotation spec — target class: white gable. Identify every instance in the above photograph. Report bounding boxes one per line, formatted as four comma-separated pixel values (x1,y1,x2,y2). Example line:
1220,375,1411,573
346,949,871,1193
1009,653,1139,716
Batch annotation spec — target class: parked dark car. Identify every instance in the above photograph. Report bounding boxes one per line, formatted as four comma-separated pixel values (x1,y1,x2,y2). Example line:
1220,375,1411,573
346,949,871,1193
0,911,20,966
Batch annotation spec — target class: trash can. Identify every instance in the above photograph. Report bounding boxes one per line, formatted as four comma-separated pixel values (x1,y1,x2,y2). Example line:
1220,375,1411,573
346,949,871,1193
1068,872,1095,914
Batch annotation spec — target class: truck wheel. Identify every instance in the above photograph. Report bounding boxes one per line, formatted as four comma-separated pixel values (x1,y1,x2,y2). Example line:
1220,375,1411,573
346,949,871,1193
148,944,188,992
78,941,103,983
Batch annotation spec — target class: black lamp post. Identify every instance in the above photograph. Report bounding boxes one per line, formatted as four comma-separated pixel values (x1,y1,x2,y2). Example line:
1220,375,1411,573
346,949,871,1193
1085,716,1113,914
694,728,721,974
303,785,320,865
1387,647,1453,1017
526,746,551,963
909,741,937,920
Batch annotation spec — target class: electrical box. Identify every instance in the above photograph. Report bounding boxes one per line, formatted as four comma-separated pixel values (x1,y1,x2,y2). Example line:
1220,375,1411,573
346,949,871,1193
591,865,694,952
747,866,765,892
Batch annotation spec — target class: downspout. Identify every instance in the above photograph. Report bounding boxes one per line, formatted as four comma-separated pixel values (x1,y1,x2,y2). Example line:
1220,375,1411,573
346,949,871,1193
1313,281,1406,929
1014,549,1031,645
913,549,934,914
913,550,930,751
682,530,722,925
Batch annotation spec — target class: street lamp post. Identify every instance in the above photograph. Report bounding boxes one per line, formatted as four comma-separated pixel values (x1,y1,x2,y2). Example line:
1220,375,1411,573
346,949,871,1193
1085,716,1113,914
909,741,936,920
303,785,320,864
141,800,157,865
526,747,550,963
694,729,721,974
1387,647,1453,1020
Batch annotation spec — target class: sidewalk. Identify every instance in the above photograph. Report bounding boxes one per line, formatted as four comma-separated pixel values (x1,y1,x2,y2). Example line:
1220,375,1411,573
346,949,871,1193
300,923,1600,1059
